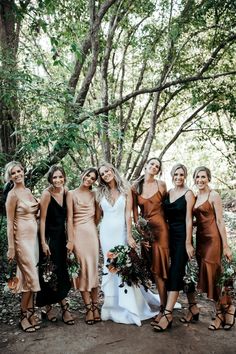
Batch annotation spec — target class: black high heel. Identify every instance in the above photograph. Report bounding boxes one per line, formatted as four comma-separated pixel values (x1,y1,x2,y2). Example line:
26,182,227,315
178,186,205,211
153,309,173,332
61,302,75,325
150,304,165,326
42,305,57,323
85,303,94,325
92,302,101,323
28,307,41,330
179,303,199,323
208,310,225,330
224,305,236,331
19,309,36,333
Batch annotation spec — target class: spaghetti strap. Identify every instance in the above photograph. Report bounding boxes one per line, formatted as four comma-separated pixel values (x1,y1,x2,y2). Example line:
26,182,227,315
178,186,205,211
207,190,212,200
184,189,190,196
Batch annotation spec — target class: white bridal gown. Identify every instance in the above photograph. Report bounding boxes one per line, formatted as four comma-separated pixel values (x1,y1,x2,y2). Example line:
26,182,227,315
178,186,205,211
100,194,160,326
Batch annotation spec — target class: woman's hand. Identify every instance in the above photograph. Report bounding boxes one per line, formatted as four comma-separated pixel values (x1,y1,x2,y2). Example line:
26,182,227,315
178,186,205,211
42,242,51,256
7,248,15,262
127,236,137,249
186,243,195,260
66,240,74,253
223,245,232,262
141,240,151,251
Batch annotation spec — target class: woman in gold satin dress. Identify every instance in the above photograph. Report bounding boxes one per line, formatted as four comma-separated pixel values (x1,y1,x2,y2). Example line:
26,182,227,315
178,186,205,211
132,157,169,323
67,167,100,325
5,161,40,333
180,166,234,330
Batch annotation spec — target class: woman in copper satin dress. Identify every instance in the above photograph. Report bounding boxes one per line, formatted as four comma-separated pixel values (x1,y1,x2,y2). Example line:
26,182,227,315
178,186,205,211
132,157,169,322
5,161,40,333
37,165,74,325
67,167,100,325
180,166,234,330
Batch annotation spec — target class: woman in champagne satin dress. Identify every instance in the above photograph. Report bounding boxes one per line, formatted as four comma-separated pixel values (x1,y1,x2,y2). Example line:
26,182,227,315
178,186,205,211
180,166,234,331
132,158,169,323
5,161,40,333
67,167,100,325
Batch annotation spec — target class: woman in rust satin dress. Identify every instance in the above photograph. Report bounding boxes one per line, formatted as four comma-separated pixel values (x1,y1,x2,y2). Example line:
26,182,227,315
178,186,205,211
5,161,40,333
132,157,169,322
67,167,100,325
180,166,234,330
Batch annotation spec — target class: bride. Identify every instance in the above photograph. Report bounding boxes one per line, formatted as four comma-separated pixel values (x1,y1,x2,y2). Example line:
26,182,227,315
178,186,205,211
97,162,160,326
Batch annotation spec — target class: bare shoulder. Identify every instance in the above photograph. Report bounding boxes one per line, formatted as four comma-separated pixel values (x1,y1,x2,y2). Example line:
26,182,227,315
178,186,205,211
41,189,51,201
158,179,166,188
7,189,17,201
185,189,195,198
64,186,69,193
210,190,221,202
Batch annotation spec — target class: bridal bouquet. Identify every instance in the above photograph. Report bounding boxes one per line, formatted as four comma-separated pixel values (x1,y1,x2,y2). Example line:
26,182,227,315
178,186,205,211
106,245,152,291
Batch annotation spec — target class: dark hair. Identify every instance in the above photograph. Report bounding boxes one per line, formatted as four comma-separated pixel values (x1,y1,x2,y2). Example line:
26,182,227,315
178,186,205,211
133,157,162,195
81,167,98,189
47,165,66,184
193,166,211,182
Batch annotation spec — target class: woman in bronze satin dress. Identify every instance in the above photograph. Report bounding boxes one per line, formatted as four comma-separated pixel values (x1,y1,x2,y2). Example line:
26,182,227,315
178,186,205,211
180,166,234,330
37,165,74,325
5,161,40,333
67,167,100,325
132,157,169,323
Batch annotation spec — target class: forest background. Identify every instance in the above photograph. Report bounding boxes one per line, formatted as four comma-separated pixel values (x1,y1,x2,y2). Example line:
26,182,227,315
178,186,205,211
0,0,235,252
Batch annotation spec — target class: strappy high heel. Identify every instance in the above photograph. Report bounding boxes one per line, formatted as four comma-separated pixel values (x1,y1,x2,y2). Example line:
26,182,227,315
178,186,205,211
61,302,75,325
179,303,199,323
224,305,236,331
42,305,57,323
150,304,164,326
92,302,101,323
20,309,36,333
153,309,173,332
85,303,94,325
208,310,224,330
28,307,41,330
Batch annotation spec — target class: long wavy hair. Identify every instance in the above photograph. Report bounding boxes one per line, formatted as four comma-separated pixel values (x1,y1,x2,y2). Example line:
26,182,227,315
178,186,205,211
132,157,162,195
96,162,130,204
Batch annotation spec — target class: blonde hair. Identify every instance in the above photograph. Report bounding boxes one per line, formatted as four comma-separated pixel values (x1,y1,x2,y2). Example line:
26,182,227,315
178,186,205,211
96,162,130,204
193,166,211,182
170,163,188,180
4,161,24,182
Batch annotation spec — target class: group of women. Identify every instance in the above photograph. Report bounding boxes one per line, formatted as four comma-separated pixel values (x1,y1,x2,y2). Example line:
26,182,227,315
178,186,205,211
4,158,235,333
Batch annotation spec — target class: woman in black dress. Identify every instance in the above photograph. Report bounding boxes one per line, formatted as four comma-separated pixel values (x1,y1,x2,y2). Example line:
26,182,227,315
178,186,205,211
36,165,74,325
153,163,195,332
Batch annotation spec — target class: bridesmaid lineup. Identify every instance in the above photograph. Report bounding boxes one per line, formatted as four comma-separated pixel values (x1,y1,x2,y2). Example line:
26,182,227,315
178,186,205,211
3,160,235,333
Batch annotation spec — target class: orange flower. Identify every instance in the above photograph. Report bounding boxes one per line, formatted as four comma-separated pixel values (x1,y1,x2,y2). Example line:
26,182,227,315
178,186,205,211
107,251,117,259
8,277,19,290
108,265,118,273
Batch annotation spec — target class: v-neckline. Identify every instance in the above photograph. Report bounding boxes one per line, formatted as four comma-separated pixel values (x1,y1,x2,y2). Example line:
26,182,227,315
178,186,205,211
105,194,122,208
168,194,185,204
51,194,64,208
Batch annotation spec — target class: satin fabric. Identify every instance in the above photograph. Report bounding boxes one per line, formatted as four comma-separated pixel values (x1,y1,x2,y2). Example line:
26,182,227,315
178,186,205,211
194,199,222,301
100,195,160,326
13,194,40,293
72,192,99,291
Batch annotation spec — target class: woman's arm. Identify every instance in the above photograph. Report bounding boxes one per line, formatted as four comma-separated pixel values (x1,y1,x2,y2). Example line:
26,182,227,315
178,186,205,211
211,191,232,261
126,189,136,248
185,190,195,260
159,180,167,197
40,190,51,255
66,190,74,252
5,192,17,261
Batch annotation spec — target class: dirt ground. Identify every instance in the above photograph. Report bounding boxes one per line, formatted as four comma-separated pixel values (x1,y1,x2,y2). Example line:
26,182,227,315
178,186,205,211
0,292,235,354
